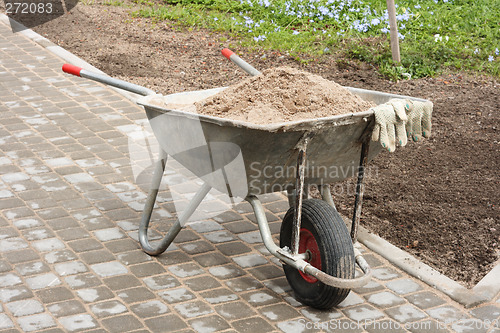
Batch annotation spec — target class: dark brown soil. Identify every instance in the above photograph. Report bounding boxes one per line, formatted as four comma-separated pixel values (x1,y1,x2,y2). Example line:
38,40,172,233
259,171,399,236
31,1,499,287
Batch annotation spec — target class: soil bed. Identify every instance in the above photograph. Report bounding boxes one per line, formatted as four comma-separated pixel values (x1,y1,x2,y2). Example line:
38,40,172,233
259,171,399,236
31,1,499,287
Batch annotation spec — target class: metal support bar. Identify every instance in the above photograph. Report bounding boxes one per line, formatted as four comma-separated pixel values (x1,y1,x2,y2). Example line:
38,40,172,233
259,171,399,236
319,184,336,210
246,195,371,289
139,150,212,256
292,143,308,255
351,140,370,242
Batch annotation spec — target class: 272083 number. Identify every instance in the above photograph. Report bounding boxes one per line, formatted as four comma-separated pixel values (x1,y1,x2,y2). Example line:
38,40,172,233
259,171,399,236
5,2,53,14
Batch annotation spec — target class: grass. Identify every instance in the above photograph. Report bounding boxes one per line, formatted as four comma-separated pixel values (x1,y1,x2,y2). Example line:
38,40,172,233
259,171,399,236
127,0,499,79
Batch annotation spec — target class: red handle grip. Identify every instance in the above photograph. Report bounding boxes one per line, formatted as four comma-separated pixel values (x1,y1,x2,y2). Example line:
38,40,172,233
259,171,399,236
62,64,82,77
221,48,235,59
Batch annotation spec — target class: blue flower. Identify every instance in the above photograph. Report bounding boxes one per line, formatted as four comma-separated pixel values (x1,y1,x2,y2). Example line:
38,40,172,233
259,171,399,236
488,55,494,62
496,48,499,55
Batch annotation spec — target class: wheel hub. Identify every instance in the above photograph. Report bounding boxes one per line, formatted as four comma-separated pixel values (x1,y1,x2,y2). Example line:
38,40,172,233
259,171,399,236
298,228,321,283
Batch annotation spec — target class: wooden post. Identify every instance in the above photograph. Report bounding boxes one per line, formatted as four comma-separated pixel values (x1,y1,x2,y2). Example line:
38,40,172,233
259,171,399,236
386,0,401,63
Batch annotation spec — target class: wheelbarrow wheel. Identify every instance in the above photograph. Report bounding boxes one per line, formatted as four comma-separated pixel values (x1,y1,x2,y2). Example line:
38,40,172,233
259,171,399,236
280,199,355,309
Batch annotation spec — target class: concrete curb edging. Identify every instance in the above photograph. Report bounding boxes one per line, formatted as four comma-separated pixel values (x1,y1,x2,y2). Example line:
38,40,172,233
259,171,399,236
357,225,500,308
2,12,499,309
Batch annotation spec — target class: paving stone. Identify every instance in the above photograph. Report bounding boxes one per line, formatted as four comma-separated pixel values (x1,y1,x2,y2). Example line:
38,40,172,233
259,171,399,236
300,307,343,323
185,275,222,292
216,242,253,256
187,220,223,233
56,228,90,242
179,240,215,255
188,314,231,333
242,290,280,307
337,292,365,308
450,318,489,333
371,267,402,281
90,300,128,318
0,260,12,273
223,220,258,234
80,249,116,265
233,253,268,268
405,291,447,309
142,274,180,291
248,264,284,281
128,261,166,278
156,250,192,266
105,239,140,253
76,286,114,303
130,300,169,318
0,237,28,252
23,227,55,241
232,316,275,333
45,249,78,264
0,313,14,329
0,273,22,287
215,301,257,321
36,286,75,303
225,276,264,292
193,252,230,267
259,303,301,322
91,261,128,277
12,218,43,229
262,278,292,295
31,238,65,253
469,304,500,321
363,319,408,333
426,305,469,323
343,304,385,322
117,287,156,304
203,230,237,243
386,303,428,324
365,291,406,308
17,313,56,332
4,249,39,264
101,314,143,333
26,273,61,289
169,263,204,278
144,314,187,332
54,261,88,276
15,261,50,276
47,300,87,317
64,273,102,290
159,288,196,304
94,227,126,242
6,299,44,316
116,250,152,265
199,288,238,305
208,264,246,280
385,279,423,295
103,274,142,291
58,313,98,332
173,229,201,243
175,300,214,319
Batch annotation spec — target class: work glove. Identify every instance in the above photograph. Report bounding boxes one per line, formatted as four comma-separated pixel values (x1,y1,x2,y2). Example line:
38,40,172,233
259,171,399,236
406,100,433,141
371,100,408,152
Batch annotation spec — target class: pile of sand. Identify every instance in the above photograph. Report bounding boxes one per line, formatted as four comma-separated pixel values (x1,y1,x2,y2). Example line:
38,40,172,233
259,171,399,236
195,66,374,124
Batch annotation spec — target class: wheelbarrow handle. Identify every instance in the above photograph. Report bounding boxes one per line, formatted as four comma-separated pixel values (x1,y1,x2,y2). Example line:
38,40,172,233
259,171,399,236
62,64,156,96
221,48,261,77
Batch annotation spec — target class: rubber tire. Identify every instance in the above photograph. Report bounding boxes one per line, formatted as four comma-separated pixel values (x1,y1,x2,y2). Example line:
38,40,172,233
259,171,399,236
280,199,355,309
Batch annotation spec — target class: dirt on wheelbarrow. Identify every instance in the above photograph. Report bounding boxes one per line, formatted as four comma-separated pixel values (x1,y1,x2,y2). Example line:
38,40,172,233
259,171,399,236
31,1,499,287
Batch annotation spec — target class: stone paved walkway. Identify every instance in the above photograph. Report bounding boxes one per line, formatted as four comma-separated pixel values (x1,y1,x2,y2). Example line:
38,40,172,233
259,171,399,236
0,18,499,333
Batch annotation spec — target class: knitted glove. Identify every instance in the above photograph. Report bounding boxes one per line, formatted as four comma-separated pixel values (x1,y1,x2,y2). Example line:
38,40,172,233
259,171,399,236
371,101,407,152
406,100,433,141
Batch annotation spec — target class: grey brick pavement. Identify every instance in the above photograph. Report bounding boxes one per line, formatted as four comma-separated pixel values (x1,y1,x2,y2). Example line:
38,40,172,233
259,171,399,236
0,18,499,333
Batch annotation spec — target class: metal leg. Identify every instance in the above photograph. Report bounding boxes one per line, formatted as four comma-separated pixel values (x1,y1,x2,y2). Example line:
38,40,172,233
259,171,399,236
292,145,308,255
351,140,370,242
319,184,336,210
139,150,212,255
247,195,372,289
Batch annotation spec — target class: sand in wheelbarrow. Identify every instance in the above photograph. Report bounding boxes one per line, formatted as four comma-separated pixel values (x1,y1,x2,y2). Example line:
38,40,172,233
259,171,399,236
195,66,375,125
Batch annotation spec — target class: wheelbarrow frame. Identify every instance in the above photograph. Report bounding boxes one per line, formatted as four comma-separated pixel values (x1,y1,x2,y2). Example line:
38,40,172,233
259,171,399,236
61,63,428,292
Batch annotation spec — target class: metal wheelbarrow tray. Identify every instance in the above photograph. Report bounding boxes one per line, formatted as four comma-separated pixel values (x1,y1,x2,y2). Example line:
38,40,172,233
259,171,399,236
62,64,428,309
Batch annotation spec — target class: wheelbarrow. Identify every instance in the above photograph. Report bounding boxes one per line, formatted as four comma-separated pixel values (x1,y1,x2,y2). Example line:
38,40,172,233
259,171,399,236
62,62,429,309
